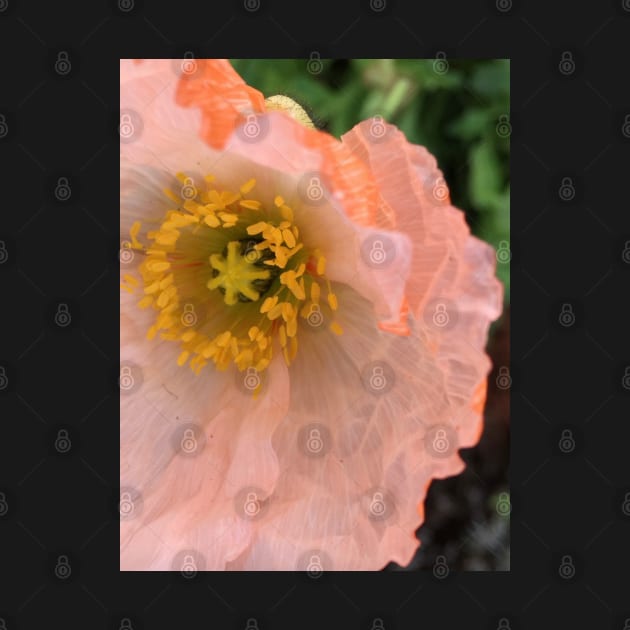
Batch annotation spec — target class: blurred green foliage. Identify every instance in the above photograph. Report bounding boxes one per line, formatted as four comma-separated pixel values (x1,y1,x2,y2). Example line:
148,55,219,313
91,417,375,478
232,59,510,300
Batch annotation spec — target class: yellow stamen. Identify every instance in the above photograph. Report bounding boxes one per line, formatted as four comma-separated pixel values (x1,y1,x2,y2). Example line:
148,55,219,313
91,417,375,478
129,221,143,249
146,260,170,273
282,228,296,248
280,270,306,300
286,316,298,338
261,296,278,313
330,321,343,335
281,302,295,322
181,329,196,342
267,302,285,320
240,178,256,194
204,213,221,228
240,199,262,210
247,221,269,236
317,255,326,276
124,168,341,381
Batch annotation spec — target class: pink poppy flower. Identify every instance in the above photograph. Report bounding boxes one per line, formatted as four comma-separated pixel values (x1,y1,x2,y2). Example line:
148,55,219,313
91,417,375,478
119,59,503,571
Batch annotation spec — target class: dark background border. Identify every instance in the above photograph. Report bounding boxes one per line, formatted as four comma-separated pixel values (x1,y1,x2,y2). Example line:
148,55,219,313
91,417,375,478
1,1,629,629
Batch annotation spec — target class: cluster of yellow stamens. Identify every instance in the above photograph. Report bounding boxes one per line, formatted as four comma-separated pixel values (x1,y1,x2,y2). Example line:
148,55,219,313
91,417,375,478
120,172,342,384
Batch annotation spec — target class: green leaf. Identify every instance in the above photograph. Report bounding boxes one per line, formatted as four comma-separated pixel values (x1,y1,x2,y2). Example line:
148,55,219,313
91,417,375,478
448,107,491,141
469,140,502,212
469,59,510,99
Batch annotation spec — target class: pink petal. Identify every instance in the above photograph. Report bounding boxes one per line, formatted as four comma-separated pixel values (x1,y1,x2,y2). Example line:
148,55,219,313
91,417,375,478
120,321,291,569
341,119,503,321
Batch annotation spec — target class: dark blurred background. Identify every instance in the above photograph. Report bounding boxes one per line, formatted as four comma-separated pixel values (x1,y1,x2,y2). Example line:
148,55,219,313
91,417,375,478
232,59,510,571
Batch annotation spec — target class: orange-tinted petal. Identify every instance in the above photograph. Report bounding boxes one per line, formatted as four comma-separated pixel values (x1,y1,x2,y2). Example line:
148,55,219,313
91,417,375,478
175,59,266,149
342,119,476,317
